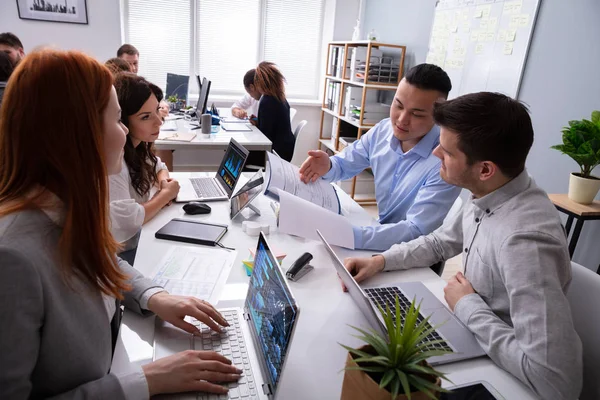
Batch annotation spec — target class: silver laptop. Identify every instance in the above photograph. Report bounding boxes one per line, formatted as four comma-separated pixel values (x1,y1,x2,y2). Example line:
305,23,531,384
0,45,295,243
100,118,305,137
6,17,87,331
316,230,485,365
153,233,300,399
176,138,249,202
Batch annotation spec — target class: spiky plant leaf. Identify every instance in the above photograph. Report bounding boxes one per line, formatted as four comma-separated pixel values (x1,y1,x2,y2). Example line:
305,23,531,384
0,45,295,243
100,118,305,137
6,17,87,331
341,296,453,397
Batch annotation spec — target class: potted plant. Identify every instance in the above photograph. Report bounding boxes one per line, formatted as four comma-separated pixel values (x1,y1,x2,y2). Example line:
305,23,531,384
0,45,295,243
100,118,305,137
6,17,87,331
339,297,452,400
551,111,600,204
166,95,185,111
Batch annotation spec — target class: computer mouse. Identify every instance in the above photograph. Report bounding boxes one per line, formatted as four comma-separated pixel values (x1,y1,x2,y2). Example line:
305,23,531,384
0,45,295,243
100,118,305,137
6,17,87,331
183,202,211,215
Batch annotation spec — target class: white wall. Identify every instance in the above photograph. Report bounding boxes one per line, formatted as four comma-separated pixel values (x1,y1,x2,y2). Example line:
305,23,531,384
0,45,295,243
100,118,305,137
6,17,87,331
519,0,600,270
0,0,121,62
364,0,600,270
363,0,437,67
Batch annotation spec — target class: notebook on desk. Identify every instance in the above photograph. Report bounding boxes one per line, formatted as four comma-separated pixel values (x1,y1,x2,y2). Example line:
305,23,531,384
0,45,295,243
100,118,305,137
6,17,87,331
176,138,249,202
158,131,196,142
221,123,252,132
153,233,300,400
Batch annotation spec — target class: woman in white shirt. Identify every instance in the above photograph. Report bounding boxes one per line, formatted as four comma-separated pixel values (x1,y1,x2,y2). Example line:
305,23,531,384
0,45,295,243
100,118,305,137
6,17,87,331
230,69,260,119
110,73,180,262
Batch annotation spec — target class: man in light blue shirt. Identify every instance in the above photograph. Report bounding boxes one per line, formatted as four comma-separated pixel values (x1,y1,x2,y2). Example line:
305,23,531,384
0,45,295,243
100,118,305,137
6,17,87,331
300,64,460,251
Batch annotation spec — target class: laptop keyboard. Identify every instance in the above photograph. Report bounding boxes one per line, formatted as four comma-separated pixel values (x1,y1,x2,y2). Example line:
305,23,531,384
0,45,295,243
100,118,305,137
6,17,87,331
190,177,223,199
189,310,260,400
364,287,452,352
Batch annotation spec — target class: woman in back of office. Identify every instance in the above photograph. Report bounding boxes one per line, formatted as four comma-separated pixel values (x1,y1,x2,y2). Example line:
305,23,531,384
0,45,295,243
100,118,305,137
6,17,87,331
253,62,295,162
109,72,180,264
0,49,241,398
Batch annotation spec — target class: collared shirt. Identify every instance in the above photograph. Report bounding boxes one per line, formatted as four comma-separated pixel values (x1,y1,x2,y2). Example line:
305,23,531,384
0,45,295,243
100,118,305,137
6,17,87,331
381,170,582,400
322,119,461,250
231,93,259,116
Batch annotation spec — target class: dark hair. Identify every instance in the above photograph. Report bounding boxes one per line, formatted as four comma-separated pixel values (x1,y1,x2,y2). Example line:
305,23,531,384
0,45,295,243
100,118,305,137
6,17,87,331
0,32,23,50
405,63,452,98
243,69,256,88
254,62,286,103
113,73,163,197
0,52,14,81
433,92,533,178
117,44,139,57
105,57,131,75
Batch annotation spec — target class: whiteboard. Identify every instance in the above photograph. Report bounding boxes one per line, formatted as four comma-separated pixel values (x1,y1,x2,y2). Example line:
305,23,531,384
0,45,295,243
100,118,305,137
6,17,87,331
426,0,542,99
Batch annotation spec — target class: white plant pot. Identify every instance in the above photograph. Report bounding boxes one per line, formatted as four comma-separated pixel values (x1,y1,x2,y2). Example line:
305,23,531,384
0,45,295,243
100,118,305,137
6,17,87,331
568,173,600,204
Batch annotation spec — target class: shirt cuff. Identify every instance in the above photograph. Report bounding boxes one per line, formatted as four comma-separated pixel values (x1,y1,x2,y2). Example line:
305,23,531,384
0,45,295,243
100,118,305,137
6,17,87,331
352,226,362,249
140,288,167,310
453,293,487,326
115,366,149,400
322,158,336,181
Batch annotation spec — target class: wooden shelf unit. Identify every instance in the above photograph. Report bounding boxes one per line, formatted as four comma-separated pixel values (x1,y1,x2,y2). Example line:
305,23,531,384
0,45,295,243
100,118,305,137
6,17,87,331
318,40,406,204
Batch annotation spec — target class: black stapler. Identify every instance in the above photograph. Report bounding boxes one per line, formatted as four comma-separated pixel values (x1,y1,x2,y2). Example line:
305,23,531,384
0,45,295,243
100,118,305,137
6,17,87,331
286,252,314,282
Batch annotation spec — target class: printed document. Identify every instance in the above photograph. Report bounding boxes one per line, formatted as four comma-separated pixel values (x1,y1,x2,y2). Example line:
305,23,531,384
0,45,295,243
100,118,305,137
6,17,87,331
265,152,341,214
152,246,237,304
278,190,354,249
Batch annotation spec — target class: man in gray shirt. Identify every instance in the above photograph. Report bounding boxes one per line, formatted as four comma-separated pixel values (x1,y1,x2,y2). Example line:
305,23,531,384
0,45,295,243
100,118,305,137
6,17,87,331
344,92,582,400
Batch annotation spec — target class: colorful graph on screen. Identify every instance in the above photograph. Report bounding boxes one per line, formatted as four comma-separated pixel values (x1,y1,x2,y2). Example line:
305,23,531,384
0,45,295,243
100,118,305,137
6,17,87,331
218,143,246,190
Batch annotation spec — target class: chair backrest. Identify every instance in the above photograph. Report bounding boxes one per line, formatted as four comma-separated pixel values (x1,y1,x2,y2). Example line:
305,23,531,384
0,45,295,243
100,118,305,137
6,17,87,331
293,120,308,140
289,107,297,124
567,262,600,400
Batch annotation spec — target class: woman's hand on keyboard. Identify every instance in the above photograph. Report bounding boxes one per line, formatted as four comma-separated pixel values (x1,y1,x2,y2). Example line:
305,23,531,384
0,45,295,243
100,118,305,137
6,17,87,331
148,292,229,334
143,350,242,396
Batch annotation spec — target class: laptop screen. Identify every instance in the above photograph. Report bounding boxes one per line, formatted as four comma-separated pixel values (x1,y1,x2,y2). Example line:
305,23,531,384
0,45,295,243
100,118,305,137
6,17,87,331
245,233,298,393
216,139,249,195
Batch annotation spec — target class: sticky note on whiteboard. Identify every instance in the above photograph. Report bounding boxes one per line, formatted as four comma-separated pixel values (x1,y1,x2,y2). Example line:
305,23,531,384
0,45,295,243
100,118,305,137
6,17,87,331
507,30,517,42
497,30,507,42
475,43,485,55
503,43,514,55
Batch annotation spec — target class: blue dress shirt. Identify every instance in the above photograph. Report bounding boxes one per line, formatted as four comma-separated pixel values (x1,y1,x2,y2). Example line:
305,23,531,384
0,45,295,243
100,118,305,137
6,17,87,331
323,118,461,250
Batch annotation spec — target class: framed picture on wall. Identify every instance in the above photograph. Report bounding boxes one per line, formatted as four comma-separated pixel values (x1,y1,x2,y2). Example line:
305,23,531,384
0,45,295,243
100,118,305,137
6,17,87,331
16,0,88,25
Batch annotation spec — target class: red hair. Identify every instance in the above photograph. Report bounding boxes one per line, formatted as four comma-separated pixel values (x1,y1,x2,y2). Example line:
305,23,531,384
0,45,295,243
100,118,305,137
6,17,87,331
0,50,130,298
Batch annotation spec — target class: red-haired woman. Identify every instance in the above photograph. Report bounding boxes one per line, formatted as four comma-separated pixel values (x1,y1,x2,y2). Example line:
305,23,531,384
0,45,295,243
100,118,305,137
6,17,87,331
253,62,296,162
0,50,240,399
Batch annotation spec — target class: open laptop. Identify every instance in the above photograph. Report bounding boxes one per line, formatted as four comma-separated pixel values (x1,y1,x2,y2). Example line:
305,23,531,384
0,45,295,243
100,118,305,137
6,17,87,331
176,138,249,202
316,230,485,365
153,233,300,399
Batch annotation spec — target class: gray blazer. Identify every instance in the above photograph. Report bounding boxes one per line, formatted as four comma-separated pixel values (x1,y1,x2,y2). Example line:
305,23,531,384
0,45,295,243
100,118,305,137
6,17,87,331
0,209,161,399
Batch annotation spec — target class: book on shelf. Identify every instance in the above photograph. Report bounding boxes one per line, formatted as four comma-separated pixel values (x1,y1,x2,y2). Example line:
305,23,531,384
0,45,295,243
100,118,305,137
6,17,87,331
265,152,341,215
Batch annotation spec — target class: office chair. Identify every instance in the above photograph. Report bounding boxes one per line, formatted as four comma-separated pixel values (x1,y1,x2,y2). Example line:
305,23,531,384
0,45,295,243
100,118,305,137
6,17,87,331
293,120,308,140
566,262,600,400
290,107,297,125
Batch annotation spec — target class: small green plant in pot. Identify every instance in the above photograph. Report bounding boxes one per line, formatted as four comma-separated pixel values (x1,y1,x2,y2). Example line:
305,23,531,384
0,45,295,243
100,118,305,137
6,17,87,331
339,297,452,400
551,111,600,204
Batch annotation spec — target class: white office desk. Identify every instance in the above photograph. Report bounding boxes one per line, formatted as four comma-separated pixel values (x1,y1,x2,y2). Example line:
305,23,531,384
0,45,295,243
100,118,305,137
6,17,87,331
155,117,272,152
111,172,536,399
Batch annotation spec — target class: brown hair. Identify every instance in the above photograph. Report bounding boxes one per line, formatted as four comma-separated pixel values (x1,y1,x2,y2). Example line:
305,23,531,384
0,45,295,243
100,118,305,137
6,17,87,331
0,49,130,297
0,32,24,50
105,57,132,75
254,62,286,103
113,73,163,197
433,92,534,178
117,44,139,57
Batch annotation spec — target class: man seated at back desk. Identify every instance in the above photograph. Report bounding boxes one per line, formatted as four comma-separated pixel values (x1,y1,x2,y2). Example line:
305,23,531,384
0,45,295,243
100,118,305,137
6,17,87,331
343,92,583,400
299,64,461,251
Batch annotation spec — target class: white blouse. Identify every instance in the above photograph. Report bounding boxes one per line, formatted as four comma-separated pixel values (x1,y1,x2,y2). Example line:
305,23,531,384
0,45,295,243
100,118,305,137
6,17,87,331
231,93,259,117
109,156,167,249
